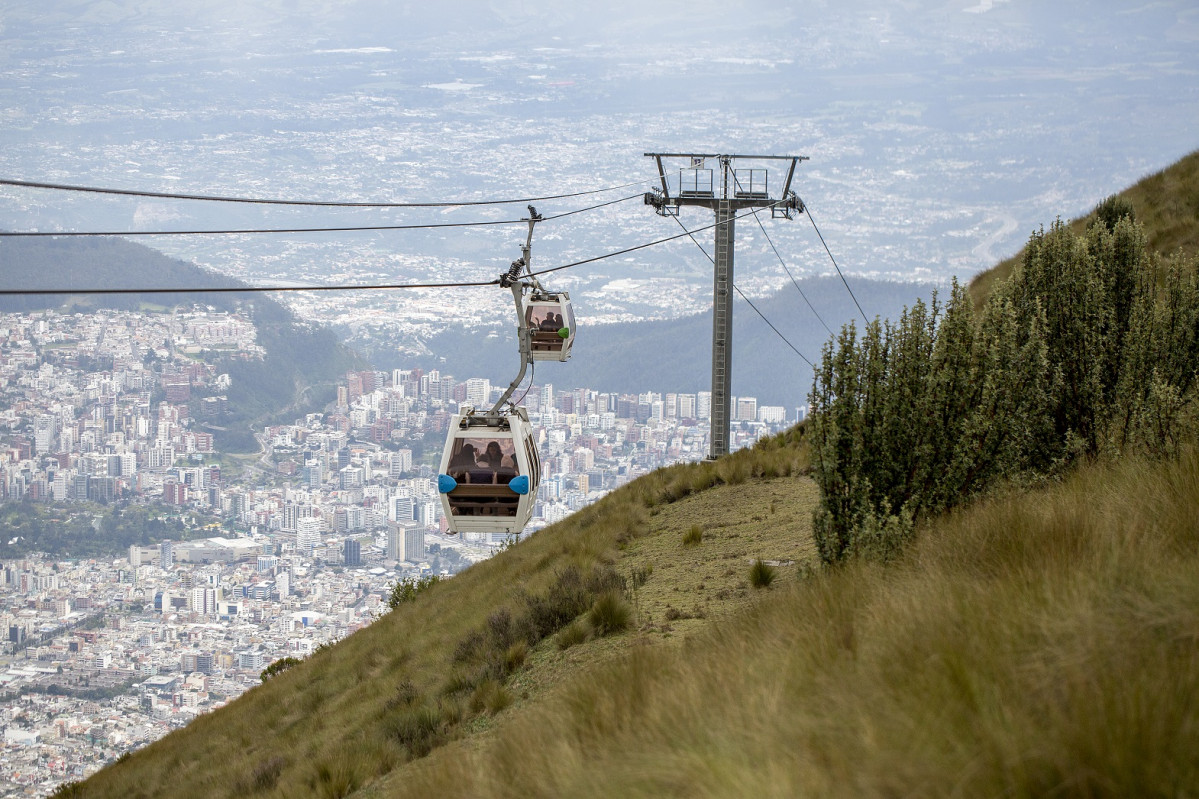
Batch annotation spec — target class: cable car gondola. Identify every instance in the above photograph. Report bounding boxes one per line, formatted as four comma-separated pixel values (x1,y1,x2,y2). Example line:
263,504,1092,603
526,291,574,361
437,406,540,534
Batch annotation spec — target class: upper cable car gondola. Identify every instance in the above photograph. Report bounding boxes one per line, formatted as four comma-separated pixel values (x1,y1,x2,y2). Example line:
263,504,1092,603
526,291,574,361
435,207,562,536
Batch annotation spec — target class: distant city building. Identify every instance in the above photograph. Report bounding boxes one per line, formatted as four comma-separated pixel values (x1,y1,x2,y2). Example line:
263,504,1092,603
389,449,412,476
391,495,415,523
33,414,57,455
465,378,491,407
758,405,786,424
343,538,362,568
386,521,424,563
296,517,323,553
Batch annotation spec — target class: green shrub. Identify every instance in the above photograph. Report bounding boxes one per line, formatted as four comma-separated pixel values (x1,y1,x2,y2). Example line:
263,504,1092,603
1092,193,1136,230
451,629,488,666
387,575,441,609
259,656,302,683
682,525,703,546
809,217,1199,566
524,566,591,638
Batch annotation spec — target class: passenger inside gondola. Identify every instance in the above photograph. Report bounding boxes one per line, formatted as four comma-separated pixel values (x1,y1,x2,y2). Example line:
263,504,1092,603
529,307,567,354
448,442,479,478
480,441,505,469
445,437,520,516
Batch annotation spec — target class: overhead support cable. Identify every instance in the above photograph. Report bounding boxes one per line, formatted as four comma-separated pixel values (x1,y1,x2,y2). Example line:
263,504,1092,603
670,214,813,367
0,219,524,237
726,171,833,337
730,283,814,368
747,209,833,336
1,204,793,297
0,278,499,297
0,193,646,238
800,197,868,323
0,176,661,208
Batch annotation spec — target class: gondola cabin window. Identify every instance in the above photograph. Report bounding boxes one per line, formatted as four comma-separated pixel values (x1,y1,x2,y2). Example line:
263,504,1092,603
446,437,519,485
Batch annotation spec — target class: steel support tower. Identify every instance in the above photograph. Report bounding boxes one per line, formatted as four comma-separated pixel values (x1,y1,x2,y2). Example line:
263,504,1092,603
644,152,807,459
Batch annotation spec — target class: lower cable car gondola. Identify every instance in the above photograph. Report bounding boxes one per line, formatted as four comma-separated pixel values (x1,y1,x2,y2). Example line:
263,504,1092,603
436,406,540,535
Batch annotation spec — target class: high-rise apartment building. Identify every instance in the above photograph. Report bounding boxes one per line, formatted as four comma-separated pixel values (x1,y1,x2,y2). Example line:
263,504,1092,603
465,378,491,407
296,516,323,553
343,538,362,568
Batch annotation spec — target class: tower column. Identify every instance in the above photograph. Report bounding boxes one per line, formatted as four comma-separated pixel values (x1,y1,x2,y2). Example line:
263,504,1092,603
709,199,735,459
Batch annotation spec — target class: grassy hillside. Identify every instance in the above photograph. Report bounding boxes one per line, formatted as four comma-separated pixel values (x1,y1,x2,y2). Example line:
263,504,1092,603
69,423,1199,799
969,148,1199,305
378,448,1199,798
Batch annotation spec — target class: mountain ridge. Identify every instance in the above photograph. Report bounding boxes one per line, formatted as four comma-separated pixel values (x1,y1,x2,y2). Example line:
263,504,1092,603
0,235,361,451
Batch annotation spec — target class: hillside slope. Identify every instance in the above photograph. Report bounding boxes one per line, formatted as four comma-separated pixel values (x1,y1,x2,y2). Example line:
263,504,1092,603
0,236,361,451
969,148,1199,304
373,447,1199,798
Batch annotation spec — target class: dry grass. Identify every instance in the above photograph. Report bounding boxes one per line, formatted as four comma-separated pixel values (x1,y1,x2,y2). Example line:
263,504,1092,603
375,447,1199,798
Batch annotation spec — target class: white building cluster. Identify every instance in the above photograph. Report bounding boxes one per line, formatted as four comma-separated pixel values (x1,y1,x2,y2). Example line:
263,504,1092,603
0,309,252,508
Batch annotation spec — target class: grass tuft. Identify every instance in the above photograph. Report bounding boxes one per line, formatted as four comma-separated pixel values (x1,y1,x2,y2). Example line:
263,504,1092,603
682,524,703,547
748,559,777,589
469,679,514,716
588,591,632,636
385,704,444,757
502,641,528,674
235,755,286,793
311,759,360,799
556,620,590,650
